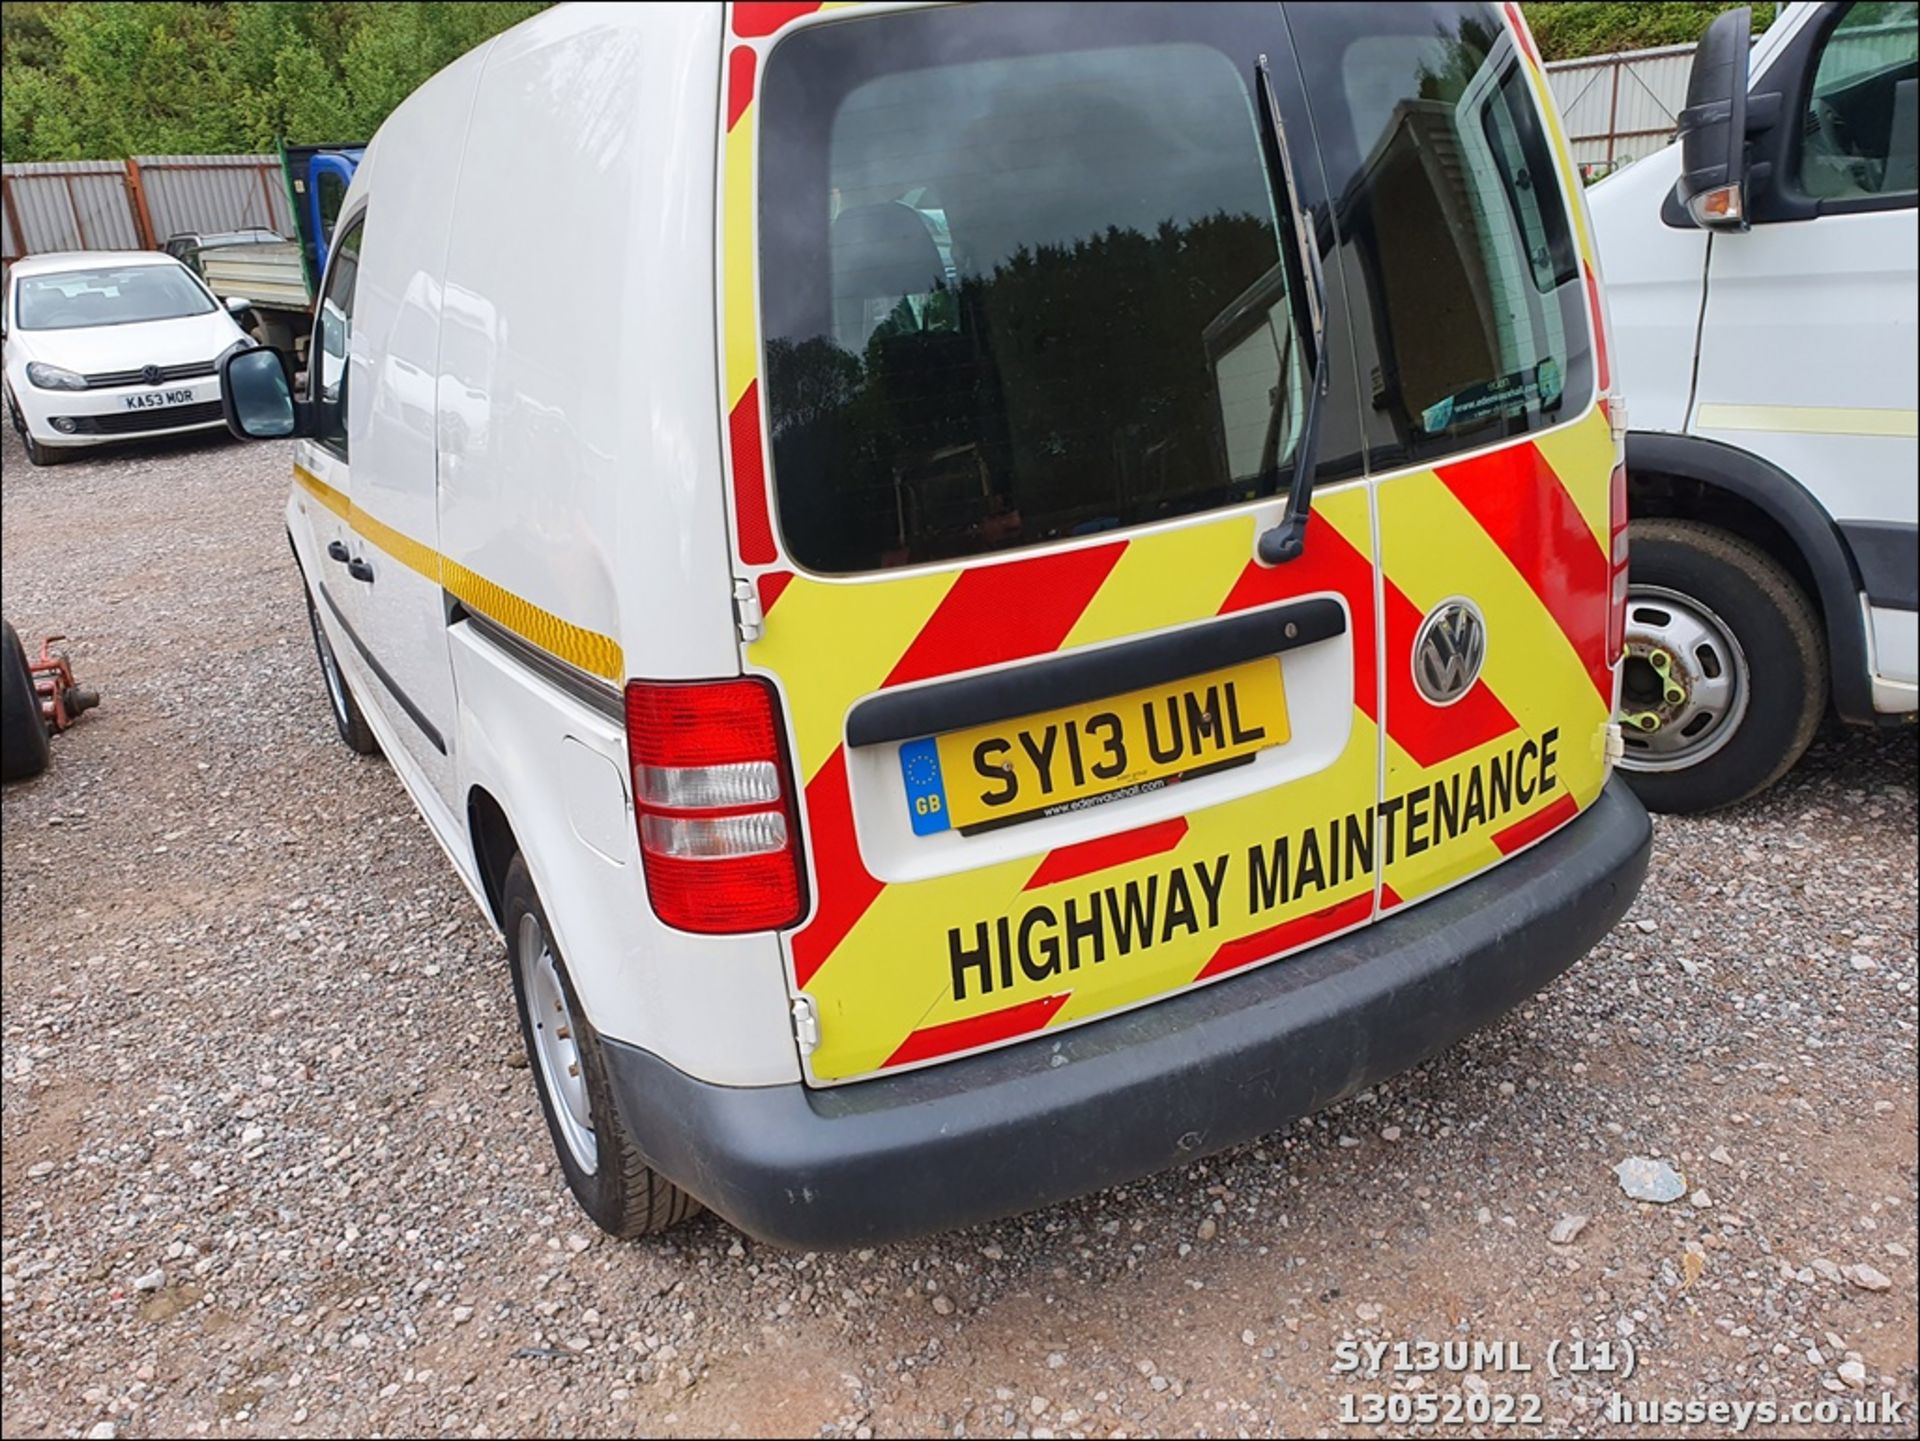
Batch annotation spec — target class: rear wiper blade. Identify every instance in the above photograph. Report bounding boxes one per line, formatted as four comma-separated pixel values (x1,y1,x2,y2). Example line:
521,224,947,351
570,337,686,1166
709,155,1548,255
1253,53,1330,566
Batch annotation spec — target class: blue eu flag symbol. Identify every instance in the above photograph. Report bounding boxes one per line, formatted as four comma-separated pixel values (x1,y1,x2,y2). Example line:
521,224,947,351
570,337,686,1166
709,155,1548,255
899,737,951,835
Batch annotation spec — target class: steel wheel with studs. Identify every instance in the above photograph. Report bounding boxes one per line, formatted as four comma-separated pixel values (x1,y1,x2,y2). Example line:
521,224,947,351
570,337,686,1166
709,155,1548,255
1618,583,1750,773
1614,519,1825,814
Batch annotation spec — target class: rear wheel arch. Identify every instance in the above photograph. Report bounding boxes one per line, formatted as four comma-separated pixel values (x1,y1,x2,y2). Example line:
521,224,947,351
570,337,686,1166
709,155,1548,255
1624,431,1872,724
467,785,519,932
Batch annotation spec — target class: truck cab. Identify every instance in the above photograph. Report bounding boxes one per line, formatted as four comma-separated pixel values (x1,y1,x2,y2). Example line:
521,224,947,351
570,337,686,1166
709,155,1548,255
1592,0,1918,812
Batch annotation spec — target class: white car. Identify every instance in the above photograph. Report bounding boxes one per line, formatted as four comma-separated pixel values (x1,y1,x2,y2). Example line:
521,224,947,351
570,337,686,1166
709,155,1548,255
3,250,256,466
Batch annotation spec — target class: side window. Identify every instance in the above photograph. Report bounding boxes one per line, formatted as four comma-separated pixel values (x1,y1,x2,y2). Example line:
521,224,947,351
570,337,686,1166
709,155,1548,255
312,218,364,457
1287,4,1593,469
1798,1,1920,202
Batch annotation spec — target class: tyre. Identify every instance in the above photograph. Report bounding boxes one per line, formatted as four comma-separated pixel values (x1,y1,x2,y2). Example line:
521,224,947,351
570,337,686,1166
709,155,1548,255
304,586,379,755
2,620,52,783
503,854,701,1237
1617,519,1825,813
6,393,67,468
21,430,70,467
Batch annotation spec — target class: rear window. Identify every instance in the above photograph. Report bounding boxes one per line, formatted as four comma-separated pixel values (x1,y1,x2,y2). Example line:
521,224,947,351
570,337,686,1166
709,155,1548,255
1291,3,1592,467
758,3,1308,575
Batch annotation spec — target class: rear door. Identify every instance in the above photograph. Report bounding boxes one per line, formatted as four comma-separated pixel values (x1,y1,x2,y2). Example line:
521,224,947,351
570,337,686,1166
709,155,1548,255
723,2,1385,1084
1290,2,1621,908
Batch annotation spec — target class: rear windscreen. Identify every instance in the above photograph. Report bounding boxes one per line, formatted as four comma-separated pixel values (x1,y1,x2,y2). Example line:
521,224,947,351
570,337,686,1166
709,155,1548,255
757,3,1306,575
1289,3,1592,468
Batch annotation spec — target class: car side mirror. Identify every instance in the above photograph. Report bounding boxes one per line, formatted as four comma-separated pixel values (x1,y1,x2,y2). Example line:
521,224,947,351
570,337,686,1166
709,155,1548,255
224,295,253,315
1675,6,1751,229
221,346,311,440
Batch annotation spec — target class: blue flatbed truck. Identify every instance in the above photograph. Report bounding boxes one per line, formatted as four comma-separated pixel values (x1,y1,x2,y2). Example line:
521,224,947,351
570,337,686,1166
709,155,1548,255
198,142,363,357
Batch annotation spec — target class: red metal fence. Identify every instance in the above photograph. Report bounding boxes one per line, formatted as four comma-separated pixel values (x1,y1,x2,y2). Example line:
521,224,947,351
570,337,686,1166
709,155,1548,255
2,154,293,274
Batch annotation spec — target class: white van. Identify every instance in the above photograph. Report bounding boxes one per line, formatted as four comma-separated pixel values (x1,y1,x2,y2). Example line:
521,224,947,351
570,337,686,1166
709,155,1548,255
1591,0,1918,812
219,0,1650,1246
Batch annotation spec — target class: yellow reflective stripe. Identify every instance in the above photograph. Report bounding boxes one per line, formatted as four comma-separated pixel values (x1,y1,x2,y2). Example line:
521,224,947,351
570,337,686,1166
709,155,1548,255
293,465,624,683
1696,403,1920,439
352,500,443,586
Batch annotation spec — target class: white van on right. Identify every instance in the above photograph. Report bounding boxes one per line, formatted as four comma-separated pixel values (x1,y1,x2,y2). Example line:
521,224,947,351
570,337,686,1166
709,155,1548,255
1592,0,1917,812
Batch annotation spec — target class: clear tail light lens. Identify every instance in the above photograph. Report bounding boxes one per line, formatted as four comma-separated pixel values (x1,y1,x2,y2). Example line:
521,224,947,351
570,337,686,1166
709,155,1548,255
626,678,805,933
635,760,780,810
640,811,789,859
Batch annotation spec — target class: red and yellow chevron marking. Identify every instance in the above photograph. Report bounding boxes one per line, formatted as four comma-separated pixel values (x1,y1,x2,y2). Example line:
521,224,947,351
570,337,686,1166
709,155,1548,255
1376,407,1617,907
718,1,1616,1083
751,488,1384,1080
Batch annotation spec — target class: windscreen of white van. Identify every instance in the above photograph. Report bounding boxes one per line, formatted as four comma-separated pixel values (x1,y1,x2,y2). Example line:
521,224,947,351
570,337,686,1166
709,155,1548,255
757,3,1314,575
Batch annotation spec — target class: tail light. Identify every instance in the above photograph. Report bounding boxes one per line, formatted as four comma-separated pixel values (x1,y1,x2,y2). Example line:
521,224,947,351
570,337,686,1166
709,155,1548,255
1607,461,1630,664
625,678,805,933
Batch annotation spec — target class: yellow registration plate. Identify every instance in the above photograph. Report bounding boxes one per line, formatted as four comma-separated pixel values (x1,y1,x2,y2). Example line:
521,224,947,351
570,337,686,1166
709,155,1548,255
899,657,1290,835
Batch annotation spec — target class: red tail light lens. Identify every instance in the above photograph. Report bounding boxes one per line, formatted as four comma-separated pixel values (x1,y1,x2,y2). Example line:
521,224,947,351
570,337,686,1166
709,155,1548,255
1607,463,1630,664
625,678,805,933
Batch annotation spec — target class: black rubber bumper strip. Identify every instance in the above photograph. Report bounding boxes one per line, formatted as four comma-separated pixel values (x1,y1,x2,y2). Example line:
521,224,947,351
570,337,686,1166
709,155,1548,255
844,596,1346,749
601,779,1652,1249
1839,520,1918,611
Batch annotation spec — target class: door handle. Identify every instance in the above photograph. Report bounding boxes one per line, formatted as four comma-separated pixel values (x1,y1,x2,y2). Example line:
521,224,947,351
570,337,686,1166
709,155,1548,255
327,540,350,562
347,558,375,583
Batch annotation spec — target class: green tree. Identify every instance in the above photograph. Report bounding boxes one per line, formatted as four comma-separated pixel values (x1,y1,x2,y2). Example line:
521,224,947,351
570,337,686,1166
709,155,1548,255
2,2,548,162
1523,2,1780,62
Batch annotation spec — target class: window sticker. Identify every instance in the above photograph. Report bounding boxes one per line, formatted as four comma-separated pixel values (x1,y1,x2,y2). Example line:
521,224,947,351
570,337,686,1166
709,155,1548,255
1420,358,1562,435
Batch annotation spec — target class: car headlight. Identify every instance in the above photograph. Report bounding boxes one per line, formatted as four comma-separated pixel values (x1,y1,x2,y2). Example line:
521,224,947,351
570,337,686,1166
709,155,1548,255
25,361,87,391
217,337,258,365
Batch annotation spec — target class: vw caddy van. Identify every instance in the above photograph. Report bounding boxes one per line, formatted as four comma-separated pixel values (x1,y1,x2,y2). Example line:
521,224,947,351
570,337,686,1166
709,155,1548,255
220,0,1652,1246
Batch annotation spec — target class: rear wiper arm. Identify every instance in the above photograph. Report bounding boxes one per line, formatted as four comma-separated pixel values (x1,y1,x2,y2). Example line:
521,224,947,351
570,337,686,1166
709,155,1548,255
1253,53,1330,566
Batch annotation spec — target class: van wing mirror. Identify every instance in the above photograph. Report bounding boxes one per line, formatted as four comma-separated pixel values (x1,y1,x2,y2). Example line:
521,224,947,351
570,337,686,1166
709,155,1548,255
1675,6,1752,229
220,346,312,440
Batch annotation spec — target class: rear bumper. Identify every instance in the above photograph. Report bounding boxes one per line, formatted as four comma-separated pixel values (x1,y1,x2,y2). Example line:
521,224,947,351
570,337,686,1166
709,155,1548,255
604,780,1652,1249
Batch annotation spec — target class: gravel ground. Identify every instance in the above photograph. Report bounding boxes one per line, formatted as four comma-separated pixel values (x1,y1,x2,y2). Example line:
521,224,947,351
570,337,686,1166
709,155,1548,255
2,425,1916,1440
